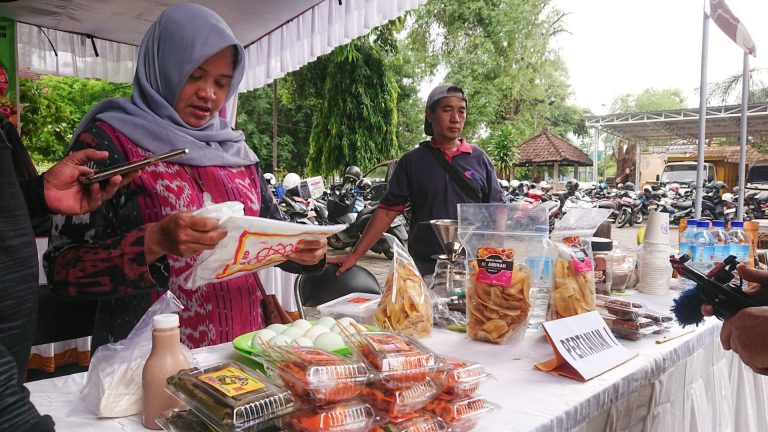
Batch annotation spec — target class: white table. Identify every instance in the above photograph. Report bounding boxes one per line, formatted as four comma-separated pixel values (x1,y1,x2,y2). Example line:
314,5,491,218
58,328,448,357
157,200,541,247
26,291,768,432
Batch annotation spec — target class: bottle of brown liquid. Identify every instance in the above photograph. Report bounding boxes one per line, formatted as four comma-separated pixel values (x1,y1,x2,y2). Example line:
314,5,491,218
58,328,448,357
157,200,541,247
142,313,189,429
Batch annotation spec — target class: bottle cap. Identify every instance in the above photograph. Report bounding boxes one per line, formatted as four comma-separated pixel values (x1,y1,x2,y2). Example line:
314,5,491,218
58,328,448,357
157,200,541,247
697,220,711,228
731,221,744,228
712,220,725,228
686,219,698,227
153,313,179,329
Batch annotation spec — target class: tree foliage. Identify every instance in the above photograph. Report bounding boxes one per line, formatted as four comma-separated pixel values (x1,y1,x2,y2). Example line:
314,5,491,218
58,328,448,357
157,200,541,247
405,0,586,174
609,88,686,113
707,67,768,105
20,76,131,163
302,23,405,176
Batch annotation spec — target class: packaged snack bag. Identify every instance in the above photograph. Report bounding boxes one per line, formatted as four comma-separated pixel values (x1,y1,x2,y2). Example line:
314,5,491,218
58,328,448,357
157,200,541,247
547,208,612,320
186,201,346,288
375,234,432,337
458,203,547,344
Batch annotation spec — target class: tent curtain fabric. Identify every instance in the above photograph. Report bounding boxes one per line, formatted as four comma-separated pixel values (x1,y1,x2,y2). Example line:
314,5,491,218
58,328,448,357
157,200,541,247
17,22,137,83
14,0,426,91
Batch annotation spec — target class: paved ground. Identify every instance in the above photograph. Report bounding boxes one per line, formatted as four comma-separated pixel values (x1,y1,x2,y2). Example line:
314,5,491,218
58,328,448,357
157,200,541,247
330,221,678,285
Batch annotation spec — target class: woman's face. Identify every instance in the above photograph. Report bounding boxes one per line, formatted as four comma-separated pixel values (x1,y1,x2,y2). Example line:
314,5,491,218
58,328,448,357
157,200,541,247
174,47,234,128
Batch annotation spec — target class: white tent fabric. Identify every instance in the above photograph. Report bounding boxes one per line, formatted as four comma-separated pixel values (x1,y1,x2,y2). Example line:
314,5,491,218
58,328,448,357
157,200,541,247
13,0,426,91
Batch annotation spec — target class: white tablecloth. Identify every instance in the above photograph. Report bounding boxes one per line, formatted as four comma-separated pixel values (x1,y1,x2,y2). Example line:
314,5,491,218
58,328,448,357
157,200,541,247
26,291,768,432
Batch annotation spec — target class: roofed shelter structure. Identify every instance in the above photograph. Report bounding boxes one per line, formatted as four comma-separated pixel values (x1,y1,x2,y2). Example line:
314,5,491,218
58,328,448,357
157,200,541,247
516,126,593,189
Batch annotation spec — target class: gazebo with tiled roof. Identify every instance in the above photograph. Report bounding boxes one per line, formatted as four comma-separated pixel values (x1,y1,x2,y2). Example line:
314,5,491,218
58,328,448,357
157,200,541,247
516,126,593,188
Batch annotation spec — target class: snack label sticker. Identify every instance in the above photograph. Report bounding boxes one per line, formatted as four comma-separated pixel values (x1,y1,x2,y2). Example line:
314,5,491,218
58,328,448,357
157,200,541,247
563,237,592,273
289,346,338,362
347,297,372,304
198,367,265,396
368,334,410,353
476,248,514,285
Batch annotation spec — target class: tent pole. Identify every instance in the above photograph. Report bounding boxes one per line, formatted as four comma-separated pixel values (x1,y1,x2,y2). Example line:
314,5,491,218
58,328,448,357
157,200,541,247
738,51,749,221
695,9,709,219
272,79,278,174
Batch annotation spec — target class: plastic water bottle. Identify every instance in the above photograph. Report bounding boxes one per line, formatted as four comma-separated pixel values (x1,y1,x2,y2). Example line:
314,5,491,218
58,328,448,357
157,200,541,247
677,219,698,290
710,220,731,263
727,221,751,264
527,225,554,330
689,220,715,277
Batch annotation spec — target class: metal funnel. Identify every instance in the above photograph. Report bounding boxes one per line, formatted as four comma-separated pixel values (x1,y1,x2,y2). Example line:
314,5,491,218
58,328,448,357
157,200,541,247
430,219,463,261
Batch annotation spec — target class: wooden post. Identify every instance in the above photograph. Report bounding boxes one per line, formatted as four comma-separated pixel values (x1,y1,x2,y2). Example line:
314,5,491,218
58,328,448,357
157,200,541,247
553,162,560,190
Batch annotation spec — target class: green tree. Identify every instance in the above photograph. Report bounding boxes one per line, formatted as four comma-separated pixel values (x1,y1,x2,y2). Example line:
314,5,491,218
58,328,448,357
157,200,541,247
20,76,131,164
405,0,586,171
485,123,521,180
609,88,686,113
301,22,405,176
707,67,768,105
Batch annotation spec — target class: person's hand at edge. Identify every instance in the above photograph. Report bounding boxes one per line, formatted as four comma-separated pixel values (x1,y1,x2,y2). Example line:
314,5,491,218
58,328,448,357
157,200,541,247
43,149,140,215
327,251,363,275
287,238,327,266
719,306,768,374
701,264,768,317
144,212,227,263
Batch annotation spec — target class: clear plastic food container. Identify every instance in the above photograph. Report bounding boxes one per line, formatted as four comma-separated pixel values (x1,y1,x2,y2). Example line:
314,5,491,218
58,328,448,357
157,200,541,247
157,408,283,432
317,293,381,325
359,378,438,417
345,331,440,389
433,357,490,400
279,400,376,432
596,295,645,320
643,309,675,333
603,316,660,341
423,396,498,432
371,411,448,432
261,345,370,404
166,361,297,431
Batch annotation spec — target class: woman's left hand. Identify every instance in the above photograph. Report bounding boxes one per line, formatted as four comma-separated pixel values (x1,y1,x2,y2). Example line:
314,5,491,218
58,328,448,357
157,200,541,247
287,238,327,266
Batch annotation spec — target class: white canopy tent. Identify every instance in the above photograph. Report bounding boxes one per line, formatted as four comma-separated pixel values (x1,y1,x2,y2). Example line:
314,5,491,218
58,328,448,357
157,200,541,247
0,0,426,91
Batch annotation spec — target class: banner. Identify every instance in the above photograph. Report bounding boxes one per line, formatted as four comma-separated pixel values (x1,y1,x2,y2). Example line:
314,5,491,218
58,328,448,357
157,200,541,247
0,17,17,127
709,0,756,56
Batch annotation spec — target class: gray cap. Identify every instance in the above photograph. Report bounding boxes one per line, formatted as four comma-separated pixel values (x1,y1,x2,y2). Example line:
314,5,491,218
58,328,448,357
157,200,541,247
424,83,467,136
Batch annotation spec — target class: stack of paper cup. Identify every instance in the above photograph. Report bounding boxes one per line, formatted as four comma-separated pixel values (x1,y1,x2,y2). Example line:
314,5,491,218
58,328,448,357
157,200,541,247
638,211,672,295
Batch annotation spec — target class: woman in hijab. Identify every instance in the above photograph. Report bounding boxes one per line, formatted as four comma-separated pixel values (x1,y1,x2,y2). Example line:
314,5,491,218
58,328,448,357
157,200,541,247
44,3,327,349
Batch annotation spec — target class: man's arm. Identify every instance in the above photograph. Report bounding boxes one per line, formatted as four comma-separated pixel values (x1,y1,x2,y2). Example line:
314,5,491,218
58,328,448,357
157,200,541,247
327,207,398,275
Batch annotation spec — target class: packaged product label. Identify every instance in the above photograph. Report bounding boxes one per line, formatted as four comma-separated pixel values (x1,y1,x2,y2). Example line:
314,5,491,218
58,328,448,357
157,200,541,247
198,367,265,397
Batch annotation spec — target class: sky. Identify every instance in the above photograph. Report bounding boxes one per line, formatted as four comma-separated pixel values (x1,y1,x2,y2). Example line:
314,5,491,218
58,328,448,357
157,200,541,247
552,0,768,115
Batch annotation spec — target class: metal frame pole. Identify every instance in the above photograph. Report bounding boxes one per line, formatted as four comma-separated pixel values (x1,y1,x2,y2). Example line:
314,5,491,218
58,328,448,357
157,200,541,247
738,52,749,220
594,128,600,182
695,10,709,219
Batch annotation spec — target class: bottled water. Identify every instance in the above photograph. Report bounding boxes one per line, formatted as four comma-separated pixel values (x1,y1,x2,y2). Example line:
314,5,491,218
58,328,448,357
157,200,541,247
710,220,731,262
527,225,555,330
689,220,715,277
678,218,697,258
677,219,698,290
727,220,751,264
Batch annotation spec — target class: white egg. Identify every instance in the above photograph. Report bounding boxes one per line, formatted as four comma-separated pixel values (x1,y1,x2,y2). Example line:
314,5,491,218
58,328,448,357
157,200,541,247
315,316,337,329
282,327,305,340
313,332,345,352
303,326,330,342
251,329,277,348
292,336,314,347
292,319,313,331
269,334,292,346
337,317,357,327
266,323,288,334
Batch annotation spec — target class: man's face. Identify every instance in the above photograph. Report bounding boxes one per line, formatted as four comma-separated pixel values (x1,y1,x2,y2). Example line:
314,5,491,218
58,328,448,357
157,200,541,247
427,96,467,140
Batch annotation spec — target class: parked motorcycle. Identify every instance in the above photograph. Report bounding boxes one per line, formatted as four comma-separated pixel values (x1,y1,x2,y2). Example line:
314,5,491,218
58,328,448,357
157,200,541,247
325,184,408,259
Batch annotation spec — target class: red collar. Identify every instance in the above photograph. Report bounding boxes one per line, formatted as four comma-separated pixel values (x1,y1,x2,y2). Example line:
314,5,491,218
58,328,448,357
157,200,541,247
431,138,473,158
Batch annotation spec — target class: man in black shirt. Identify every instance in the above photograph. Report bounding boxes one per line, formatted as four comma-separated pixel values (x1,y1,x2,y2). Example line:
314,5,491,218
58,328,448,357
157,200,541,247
0,123,134,432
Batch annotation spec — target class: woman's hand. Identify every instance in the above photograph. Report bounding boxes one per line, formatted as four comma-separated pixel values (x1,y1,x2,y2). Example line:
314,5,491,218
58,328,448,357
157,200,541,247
144,212,227,263
287,238,327,266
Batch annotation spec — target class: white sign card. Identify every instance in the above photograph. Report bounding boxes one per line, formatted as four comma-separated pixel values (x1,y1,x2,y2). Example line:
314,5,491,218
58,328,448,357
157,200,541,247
535,311,637,381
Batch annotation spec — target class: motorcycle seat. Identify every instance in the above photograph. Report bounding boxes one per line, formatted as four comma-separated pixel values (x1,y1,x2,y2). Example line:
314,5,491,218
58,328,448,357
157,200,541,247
674,201,693,210
596,201,616,209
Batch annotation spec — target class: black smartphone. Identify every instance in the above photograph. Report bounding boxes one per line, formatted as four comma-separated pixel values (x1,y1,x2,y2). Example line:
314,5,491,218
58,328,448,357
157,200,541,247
79,148,189,184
